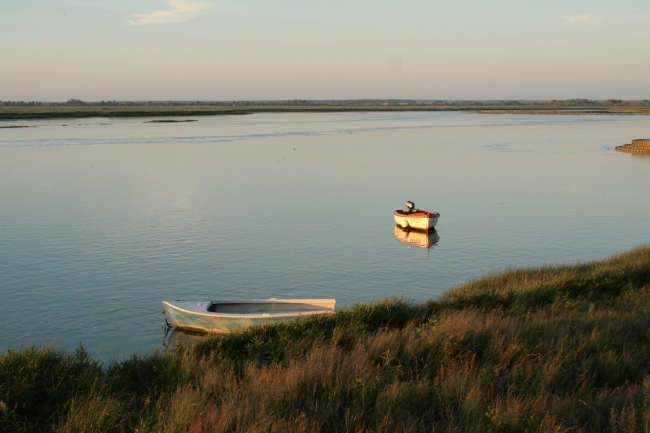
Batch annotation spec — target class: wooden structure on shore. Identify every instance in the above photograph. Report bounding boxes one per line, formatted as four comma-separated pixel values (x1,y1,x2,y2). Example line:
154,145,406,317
615,139,650,154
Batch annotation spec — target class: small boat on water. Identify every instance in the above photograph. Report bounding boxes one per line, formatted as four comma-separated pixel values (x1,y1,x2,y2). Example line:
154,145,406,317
394,201,439,231
162,298,336,334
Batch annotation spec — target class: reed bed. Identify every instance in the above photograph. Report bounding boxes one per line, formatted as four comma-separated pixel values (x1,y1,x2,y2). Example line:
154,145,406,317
3,105,648,121
2,245,650,432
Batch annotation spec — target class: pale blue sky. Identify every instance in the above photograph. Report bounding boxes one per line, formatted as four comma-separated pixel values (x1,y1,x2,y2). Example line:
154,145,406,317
1,0,649,101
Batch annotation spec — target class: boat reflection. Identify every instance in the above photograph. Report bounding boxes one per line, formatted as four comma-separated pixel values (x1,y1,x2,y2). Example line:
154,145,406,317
394,226,440,251
163,328,209,349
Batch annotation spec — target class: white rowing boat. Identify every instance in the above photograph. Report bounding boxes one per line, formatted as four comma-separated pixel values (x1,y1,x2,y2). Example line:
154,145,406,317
162,298,336,333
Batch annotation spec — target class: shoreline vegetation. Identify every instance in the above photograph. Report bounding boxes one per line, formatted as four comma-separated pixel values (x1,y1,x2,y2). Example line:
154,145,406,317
2,246,650,432
2,99,650,121
143,119,198,123
479,109,650,116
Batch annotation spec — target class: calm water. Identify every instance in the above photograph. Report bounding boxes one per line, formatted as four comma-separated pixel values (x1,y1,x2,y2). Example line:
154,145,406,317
1,111,649,359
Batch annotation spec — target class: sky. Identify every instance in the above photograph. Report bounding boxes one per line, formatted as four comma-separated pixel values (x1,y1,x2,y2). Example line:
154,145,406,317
1,0,649,101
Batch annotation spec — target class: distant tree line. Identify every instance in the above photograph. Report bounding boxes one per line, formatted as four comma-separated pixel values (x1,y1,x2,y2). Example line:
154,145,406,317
0,101,47,106
2,98,650,107
425,99,650,107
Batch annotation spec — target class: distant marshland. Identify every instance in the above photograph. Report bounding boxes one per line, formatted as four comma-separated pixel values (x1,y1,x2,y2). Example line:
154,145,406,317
143,119,198,123
2,100,650,121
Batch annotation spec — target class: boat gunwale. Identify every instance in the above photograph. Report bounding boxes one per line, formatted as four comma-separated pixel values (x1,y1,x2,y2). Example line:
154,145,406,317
162,299,336,319
394,210,439,218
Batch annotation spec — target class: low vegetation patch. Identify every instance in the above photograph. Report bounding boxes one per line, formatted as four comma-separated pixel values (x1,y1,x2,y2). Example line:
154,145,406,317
144,120,198,123
2,246,650,432
0,109,250,120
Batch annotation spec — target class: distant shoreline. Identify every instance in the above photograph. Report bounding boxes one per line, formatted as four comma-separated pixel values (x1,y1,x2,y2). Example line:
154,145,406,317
479,109,650,116
0,109,252,120
1,106,649,121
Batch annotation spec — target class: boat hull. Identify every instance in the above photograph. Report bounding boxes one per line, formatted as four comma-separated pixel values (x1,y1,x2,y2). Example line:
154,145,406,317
394,212,439,230
162,299,335,334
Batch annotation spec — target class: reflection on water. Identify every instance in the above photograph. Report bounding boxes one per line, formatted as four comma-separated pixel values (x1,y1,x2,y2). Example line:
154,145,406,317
163,328,208,349
393,226,440,251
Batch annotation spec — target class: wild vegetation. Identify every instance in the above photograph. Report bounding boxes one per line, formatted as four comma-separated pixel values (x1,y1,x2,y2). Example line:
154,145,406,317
2,99,650,121
143,120,198,123
2,245,650,432
2,98,650,108
0,108,250,120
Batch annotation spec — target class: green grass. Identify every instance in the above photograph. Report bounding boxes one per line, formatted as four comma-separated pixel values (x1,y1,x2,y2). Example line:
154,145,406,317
2,246,650,432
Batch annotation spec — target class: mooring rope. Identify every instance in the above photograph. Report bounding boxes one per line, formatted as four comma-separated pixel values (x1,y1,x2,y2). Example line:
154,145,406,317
161,309,172,328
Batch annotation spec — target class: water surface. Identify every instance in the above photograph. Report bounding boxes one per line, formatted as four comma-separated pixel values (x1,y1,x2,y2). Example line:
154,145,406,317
1,112,649,358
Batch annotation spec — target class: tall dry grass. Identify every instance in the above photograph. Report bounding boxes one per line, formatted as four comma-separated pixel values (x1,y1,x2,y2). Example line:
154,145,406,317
2,245,650,432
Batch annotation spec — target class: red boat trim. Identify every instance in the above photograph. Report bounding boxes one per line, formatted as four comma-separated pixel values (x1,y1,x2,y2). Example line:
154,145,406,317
394,210,438,218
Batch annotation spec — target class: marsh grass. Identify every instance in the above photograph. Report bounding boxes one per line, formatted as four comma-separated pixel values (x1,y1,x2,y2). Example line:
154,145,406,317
2,105,649,122
2,246,650,432
143,120,198,123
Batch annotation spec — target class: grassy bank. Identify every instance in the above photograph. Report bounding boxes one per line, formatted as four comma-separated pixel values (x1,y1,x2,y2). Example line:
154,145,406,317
0,105,448,121
2,246,650,432
2,105,649,121
479,109,650,116
0,108,252,120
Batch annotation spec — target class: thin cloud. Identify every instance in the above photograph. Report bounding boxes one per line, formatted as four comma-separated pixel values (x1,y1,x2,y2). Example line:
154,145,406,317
560,14,606,25
128,0,210,25
560,14,650,25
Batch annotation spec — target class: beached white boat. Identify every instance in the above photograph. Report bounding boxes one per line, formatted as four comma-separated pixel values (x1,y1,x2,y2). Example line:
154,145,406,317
162,298,336,334
394,201,439,231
